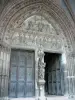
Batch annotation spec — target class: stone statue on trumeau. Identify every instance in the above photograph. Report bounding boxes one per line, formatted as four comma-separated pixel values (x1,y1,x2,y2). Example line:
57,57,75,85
38,48,46,80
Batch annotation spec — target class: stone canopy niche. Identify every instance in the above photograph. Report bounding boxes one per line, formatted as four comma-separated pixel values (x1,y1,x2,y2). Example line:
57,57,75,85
4,15,65,52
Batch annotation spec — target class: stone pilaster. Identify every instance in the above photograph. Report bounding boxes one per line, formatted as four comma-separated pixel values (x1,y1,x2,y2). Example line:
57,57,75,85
35,49,39,99
0,44,11,99
65,52,75,99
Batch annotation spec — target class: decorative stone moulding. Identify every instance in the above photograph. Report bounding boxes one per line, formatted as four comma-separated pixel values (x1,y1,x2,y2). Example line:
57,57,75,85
0,0,74,51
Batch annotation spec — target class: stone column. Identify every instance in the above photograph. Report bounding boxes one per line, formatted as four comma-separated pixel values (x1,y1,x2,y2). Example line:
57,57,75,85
61,53,68,95
65,52,75,99
0,45,11,100
0,45,2,97
35,49,39,99
37,48,46,100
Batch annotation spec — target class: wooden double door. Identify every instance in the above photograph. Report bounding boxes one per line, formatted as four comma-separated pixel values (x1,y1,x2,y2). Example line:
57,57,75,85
45,53,64,96
9,49,35,98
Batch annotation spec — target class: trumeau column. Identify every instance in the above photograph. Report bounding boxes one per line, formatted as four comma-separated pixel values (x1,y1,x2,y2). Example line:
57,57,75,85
65,52,75,99
0,44,11,100
37,47,46,100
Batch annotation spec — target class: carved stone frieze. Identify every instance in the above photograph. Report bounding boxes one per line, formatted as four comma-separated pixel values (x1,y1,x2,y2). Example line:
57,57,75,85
4,15,64,52
10,34,62,51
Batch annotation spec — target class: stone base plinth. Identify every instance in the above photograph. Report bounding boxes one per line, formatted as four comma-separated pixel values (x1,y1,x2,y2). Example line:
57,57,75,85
38,80,45,100
38,80,45,85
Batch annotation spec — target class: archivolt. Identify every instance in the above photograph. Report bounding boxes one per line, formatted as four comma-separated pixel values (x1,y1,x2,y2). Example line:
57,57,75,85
0,0,74,51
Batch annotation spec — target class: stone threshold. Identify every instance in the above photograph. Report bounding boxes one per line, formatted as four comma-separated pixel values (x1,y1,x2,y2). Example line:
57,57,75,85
0,96,70,100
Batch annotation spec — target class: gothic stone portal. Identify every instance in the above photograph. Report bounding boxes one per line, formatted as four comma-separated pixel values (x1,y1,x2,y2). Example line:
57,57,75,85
8,50,65,98
2,15,66,99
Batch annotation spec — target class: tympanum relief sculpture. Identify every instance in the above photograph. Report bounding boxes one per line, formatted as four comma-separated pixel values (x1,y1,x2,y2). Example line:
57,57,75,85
4,15,64,52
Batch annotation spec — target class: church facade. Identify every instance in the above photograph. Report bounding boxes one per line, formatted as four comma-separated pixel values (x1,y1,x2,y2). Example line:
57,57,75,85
0,0,75,100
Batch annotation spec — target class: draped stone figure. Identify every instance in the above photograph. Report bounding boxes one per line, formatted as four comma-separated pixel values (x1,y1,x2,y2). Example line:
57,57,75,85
38,48,46,80
37,48,46,100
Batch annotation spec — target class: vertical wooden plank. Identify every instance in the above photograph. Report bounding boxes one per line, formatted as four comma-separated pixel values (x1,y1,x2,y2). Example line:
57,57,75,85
26,51,35,97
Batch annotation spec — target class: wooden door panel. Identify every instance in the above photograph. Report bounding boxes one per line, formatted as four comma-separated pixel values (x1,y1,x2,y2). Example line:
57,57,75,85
47,55,62,95
18,67,25,81
57,82,61,95
11,52,19,64
27,53,34,67
10,67,17,81
27,67,34,82
52,71,56,82
48,73,52,82
48,83,52,94
26,83,34,97
9,82,16,97
9,50,35,98
56,70,60,82
52,83,56,95
17,82,25,97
